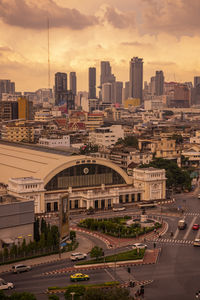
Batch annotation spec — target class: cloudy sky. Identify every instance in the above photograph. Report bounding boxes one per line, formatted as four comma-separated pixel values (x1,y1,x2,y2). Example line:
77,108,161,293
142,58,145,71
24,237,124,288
0,0,200,92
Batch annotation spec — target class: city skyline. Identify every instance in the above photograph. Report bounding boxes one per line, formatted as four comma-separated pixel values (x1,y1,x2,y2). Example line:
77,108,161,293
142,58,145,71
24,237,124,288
0,0,200,91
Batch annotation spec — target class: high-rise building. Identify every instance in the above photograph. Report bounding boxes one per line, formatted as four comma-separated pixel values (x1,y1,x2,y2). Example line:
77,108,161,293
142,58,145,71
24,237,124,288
70,72,77,96
18,96,33,120
100,61,115,87
55,72,67,105
129,57,143,103
194,76,200,88
0,79,15,99
112,81,123,104
155,71,164,96
102,83,112,103
88,67,96,99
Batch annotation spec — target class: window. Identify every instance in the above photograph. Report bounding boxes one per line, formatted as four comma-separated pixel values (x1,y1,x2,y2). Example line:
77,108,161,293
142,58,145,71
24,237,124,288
54,202,58,211
119,195,123,203
108,199,111,208
75,200,79,209
95,200,98,209
126,194,129,203
138,193,141,201
69,200,72,209
47,203,51,212
132,194,135,202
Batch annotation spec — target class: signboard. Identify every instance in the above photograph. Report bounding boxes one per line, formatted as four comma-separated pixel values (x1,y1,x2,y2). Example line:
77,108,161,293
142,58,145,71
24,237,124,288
59,194,69,243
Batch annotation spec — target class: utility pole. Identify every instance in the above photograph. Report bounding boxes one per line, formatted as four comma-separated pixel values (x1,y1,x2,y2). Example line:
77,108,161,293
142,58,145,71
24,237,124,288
47,16,50,89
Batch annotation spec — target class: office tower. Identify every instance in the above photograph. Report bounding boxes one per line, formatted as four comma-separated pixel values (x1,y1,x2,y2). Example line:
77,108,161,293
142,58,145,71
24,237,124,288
129,57,143,102
100,61,115,86
88,67,96,99
55,72,67,105
155,71,164,96
0,79,15,99
150,76,156,95
18,96,33,120
102,83,112,102
0,101,18,121
112,81,123,104
70,72,77,96
194,76,200,88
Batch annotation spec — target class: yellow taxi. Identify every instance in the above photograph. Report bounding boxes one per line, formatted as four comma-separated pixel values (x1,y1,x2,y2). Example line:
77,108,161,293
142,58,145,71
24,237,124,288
70,273,90,282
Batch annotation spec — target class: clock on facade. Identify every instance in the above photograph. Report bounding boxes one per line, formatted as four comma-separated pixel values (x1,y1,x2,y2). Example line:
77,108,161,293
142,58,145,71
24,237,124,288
83,167,89,174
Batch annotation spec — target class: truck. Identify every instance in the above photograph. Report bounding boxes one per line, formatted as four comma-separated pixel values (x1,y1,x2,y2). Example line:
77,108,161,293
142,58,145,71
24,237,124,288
178,219,186,230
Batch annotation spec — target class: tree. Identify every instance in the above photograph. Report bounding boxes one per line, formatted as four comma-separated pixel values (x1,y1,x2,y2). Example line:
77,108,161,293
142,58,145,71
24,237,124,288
48,295,60,300
171,134,183,144
70,231,76,241
115,136,138,149
33,218,40,242
0,290,8,300
83,287,133,300
9,292,37,300
90,246,103,260
64,285,86,300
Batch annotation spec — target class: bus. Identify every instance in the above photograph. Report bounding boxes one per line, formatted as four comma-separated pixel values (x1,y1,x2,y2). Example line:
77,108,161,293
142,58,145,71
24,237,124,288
137,202,158,209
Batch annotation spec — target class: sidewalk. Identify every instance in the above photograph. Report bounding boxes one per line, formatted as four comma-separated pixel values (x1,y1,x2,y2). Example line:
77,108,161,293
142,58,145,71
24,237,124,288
0,233,94,274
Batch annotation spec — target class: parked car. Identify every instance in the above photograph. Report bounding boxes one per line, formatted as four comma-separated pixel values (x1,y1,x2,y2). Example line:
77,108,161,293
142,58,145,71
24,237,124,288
132,243,147,250
113,207,126,212
70,253,87,261
70,273,90,282
193,239,200,247
0,278,14,290
192,224,199,230
12,264,31,274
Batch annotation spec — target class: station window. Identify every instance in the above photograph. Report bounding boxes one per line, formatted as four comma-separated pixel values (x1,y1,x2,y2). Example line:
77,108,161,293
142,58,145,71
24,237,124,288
75,200,79,209
132,194,135,202
119,195,123,203
126,194,129,203
47,203,51,212
54,202,58,211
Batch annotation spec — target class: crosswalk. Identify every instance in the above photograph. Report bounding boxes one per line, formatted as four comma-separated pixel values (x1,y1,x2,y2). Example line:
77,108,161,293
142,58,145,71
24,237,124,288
151,238,193,245
184,212,200,216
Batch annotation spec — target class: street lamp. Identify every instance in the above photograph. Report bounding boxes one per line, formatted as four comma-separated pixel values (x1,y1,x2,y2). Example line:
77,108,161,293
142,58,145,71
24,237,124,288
70,292,75,300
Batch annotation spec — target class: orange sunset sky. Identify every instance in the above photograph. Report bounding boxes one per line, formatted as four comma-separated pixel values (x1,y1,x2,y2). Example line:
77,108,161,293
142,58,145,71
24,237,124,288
0,0,200,92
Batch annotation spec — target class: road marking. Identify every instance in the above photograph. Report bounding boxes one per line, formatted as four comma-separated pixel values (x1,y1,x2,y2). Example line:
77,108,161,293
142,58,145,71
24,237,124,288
183,216,197,240
104,268,115,281
173,228,179,239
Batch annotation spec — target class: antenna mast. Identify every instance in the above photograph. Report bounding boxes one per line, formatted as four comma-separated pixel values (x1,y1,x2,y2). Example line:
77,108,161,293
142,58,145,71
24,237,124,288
47,17,50,89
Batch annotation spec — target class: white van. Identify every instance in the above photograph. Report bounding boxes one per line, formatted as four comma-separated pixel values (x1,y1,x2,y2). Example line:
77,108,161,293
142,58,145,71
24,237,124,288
193,239,200,247
0,278,14,290
178,219,186,230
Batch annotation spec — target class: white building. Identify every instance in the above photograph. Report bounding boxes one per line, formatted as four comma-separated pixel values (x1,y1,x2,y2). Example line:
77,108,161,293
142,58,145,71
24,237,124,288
38,135,70,148
8,177,45,214
89,125,124,148
133,168,166,201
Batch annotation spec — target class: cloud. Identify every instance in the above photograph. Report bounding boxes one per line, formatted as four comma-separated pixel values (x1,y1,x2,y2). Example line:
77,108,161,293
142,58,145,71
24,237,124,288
0,0,98,30
121,41,152,47
0,46,12,52
104,6,135,29
141,0,200,36
147,61,176,66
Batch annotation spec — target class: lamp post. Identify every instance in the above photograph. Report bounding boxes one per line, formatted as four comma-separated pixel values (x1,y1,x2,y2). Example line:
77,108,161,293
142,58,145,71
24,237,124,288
70,292,75,300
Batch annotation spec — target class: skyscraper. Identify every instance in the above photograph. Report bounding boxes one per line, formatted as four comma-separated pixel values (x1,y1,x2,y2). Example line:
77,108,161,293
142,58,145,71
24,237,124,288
0,79,15,99
112,81,123,104
70,72,77,96
100,61,115,87
89,67,96,99
129,57,143,102
194,76,200,88
155,71,164,96
55,72,67,105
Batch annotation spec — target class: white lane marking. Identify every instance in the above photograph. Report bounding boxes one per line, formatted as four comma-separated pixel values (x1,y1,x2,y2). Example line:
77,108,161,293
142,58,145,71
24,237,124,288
183,216,197,240
104,268,115,281
173,228,179,239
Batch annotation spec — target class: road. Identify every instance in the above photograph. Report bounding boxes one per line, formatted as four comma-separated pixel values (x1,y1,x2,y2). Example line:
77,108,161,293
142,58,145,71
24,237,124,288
2,192,200,299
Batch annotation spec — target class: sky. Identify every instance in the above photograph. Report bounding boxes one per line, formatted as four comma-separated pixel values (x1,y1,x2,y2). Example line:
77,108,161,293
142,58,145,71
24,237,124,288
0,0,200,92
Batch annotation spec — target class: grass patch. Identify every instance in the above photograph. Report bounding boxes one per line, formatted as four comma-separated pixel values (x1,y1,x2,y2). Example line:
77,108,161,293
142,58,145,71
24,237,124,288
48,282,120,291
76,249,145,266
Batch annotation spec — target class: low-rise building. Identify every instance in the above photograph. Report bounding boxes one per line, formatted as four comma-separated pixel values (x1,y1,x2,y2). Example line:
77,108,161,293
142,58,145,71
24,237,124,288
38,135,70,148
0,194,34,249
89,125,124,149
133,168,166,201
1,122,34,143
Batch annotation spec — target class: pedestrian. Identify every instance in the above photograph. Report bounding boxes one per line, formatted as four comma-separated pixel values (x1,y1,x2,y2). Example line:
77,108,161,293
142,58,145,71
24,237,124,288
170,231,173,237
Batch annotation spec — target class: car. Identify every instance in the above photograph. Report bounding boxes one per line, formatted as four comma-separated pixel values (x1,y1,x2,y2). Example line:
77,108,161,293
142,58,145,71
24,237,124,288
70,273,90,282
193,239,200,247
198,194,200,199
113,207,126,212
70,253,87,261
12,264,31,273
0,278,14,290
132,243,147,250
192,224,199,230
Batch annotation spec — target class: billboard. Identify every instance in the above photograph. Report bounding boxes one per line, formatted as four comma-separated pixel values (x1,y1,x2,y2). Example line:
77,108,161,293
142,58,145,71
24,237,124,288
59,194,69,243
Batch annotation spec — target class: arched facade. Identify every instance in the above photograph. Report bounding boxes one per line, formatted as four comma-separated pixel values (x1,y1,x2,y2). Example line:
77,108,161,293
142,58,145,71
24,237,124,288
44,157,132,190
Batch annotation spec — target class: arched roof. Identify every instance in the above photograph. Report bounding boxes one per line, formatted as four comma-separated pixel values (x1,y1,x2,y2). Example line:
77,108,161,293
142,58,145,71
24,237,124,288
0,143,132,185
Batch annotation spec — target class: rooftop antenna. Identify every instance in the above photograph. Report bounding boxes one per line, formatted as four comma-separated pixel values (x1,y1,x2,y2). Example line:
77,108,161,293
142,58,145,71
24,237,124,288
47,16,50,89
